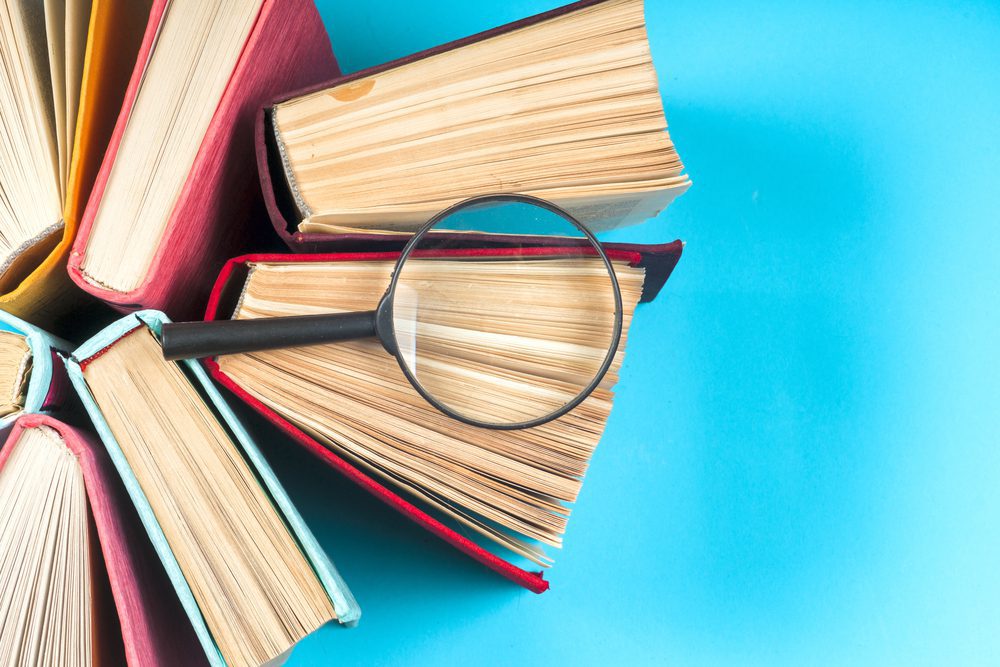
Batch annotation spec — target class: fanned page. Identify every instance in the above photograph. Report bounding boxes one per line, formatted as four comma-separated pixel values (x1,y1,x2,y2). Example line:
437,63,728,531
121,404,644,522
272,0,689,235
64,0,153,229
0,0,65,285
0,425,96,667
218,256,644,567
0,330,31,416
80,326,337,667
77,0,264,294
0,0,133,323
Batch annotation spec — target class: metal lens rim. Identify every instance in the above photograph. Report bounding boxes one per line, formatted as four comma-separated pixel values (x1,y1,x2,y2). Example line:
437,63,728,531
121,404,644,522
380,193,625,430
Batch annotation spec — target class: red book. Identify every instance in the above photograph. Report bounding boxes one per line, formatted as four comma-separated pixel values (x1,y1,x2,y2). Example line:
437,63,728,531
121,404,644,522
67,0,340,318
201,243,682,593
0,415,205,666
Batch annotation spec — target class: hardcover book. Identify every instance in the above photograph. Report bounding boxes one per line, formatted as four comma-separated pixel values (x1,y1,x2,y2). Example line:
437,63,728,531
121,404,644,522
66,311,360,667
0,309,71,433
0,414,205,666
257,0,690,252
201,242,682,592
0,0,151,327
66,0,340,318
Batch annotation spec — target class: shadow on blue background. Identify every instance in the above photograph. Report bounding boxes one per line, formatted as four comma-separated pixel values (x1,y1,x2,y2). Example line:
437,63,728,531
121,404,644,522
255,1,1000,664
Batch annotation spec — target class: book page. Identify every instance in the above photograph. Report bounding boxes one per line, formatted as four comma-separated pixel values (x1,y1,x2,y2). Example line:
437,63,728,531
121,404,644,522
0,0,64,275
42,0,67,193
275,0,689,236
220,256,646,566
0,330,31,416
82,326,336,667
0,425,93,667
62,0,91,190
9,0,58,176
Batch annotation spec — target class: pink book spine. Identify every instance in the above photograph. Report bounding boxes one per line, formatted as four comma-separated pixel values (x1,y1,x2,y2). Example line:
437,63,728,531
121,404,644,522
2,415,206,666
68,0,339,319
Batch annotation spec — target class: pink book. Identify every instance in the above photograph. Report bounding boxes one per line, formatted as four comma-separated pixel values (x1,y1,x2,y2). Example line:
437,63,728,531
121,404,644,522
67,0,340,318
0,414,205,666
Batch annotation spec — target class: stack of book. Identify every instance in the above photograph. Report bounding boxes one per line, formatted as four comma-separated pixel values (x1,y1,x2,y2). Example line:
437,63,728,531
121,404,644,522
0,0,689,663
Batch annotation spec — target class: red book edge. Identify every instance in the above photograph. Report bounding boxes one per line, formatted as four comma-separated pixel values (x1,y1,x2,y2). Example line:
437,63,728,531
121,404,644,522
201,243,682,593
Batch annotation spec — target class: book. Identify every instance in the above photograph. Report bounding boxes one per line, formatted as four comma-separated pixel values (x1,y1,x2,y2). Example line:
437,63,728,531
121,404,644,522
67,0,340,318
0,309,71,433
202,242,682,592
0,0,151,327
66,311,360,667
0,413,205,666
259,0,690,252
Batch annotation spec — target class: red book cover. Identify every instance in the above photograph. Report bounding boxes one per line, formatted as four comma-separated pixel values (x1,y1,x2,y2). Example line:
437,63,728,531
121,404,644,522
67,0,340,318
0,414,205,666
200,243,683,593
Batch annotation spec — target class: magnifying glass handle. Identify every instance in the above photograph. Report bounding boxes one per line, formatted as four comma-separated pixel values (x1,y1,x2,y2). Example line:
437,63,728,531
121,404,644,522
161,311,377,361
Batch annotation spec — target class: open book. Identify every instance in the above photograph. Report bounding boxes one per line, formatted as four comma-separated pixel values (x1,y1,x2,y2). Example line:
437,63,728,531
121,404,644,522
0,414,205,666
0,0,150,326
203,242,682,592
262,0,689,250
66,0,338,317
0,309,70,432
67,311,359,667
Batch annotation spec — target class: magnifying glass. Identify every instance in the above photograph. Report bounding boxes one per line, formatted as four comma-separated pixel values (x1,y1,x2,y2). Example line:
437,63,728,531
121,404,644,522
162,194,623,430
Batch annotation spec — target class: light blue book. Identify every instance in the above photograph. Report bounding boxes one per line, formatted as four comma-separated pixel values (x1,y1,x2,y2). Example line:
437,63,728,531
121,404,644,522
0,309,72,434
65,310,360,667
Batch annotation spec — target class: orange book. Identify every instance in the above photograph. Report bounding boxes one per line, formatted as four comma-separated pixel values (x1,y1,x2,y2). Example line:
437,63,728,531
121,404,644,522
0,0,151,328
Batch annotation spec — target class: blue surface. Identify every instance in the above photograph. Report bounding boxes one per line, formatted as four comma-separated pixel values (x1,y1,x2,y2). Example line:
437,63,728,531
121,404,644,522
275,1,1000,664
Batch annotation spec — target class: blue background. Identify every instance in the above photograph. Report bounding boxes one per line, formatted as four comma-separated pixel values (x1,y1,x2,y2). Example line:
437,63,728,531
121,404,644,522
270,1,1000,664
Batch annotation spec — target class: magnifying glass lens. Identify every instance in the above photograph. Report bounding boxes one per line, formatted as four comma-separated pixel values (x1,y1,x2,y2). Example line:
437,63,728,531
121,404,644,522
390,199,621,428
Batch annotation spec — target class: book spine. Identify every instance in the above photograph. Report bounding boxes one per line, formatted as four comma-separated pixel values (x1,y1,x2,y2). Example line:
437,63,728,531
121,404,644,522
270,114,312,222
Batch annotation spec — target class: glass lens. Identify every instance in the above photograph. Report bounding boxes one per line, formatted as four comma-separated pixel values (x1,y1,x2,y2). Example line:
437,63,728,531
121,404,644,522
390,198,620,427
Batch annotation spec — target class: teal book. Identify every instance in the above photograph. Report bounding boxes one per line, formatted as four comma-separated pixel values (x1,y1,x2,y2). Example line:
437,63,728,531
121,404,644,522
66,310,359,667
0,309,72,433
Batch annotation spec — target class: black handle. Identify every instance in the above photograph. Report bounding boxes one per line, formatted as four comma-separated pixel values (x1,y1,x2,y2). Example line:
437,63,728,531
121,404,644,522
161,311,378,360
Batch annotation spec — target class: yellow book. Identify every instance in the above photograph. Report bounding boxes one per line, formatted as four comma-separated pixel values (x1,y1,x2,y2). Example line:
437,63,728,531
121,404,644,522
0,0,151,327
